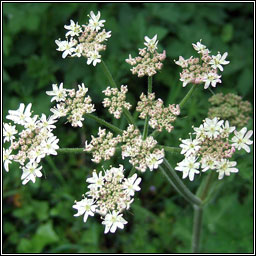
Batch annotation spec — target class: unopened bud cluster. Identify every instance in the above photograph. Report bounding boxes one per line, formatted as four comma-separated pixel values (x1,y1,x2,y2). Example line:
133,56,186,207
73,165,141,233
208,93,252,128
3,103,59,184
55,11,111,66
175,118,253,180
175,40,230,89
126,35,166,77
102,85,132,119
136,93,180,132
47,83,95,127
121,125,164,172
84,127,121,163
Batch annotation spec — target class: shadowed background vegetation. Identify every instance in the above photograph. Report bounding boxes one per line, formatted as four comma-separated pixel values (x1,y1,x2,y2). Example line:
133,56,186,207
3,2,253,253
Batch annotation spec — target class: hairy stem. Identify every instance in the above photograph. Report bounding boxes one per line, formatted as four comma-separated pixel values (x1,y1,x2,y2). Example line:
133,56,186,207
179,83,197,109
192,205,203,253
161,159,202,206
143,76,153,139
191,171,217,253
57,148,84,154
101,60,117,88
159,145,181,154
85,113,122,134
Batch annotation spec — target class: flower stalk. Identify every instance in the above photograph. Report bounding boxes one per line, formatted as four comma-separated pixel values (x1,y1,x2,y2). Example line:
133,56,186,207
161,158,202,206
179,83,197,109
85,113,123,134
143,76,153,140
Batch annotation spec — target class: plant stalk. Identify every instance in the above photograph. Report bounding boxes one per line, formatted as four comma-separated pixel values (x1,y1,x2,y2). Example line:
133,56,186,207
192,205,203,253
179,83,197,109
161,159,202,206
143,76,153,140
85,113,122,134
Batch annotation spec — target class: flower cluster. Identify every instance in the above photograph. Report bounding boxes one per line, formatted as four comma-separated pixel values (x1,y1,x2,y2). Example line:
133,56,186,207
55,11,111,66
73,165,141,233
175,40,230,89
102,85,132,119
84,127,122,163
208,93,252,128
3,103,59,185
47,83,95,127
175,118,253,180
121,125,164,172
136,92,180,132
126,35,166,77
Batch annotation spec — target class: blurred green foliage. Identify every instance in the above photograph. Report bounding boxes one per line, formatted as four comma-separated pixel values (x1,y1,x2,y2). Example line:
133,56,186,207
3,2,253,253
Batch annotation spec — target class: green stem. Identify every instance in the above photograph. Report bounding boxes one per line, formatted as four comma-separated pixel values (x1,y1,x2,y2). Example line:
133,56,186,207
159,145,181,154
179,83,197,109
143,76,153,140
128,166,137,177
101,60,117,88
162,159,202,206
149,130,160,138
45,156,65,184
123,108,137,126
196,171,216,203
191,171,217,253
85,113,122,134
57,148,84,154
101,60,137,126
192,205,203,253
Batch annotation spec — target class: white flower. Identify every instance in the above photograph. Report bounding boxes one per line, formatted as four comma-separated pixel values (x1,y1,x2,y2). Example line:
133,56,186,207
193,124,206,140
146,152,164,171
203,72,222,89
216,159,238,179
179,138,200,157
174,56,188,68
102,211,128,234
232,127,253,153
28,146,46,163
50,104,68,118
96,29,111,42
39,114,58,131
46,83,67,102
88,11,105,32
87,50,101,66
222,120,235,135
175,156,200,181
123,173,142,196
24,115,38,131
41,136,59,156
144,34,158,53
201,156,217,172
55,39,76,58
203,117,224,139
180,75,191,87
86,171,104,189
192,40,208,54
3,148,13,172
73,198,97,223
209,52,230,72
64,19,82,37
6,103,32,125
21,162,43,185
3,123,17,143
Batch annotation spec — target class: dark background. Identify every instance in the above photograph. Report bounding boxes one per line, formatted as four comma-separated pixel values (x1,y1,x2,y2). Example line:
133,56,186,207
3,2,254,253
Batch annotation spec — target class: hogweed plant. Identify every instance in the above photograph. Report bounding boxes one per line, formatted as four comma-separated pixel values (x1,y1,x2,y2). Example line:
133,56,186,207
3,11,253,252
